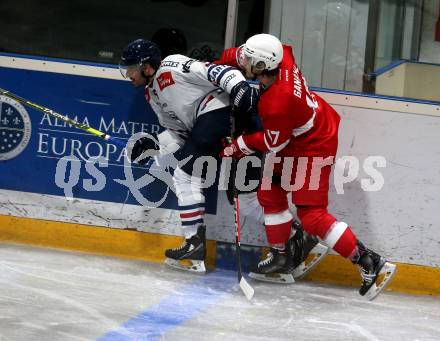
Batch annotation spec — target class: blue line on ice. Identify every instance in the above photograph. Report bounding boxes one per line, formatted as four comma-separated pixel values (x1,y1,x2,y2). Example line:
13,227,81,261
97,270,236,341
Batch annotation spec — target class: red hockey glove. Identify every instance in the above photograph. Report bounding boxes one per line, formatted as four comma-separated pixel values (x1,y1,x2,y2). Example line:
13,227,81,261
220,135,255,159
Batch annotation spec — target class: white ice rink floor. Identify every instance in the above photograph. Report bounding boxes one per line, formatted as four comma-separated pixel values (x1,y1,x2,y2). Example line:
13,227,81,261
1,244,439,341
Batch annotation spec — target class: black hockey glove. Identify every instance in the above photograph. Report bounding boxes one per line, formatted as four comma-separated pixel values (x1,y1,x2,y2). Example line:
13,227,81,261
130,135,159,165
230,81,260,113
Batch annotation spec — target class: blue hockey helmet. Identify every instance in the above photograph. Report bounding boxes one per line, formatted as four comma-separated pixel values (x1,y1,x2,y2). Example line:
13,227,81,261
120,39,162,71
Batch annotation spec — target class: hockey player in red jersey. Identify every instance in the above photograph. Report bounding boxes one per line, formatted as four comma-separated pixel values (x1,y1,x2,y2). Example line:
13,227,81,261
216,40,329,284
220,34,396,299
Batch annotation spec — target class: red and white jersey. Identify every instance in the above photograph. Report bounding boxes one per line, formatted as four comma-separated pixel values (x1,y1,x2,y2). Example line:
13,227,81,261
215,47,240,68
223,46,341,157
145,54,245,138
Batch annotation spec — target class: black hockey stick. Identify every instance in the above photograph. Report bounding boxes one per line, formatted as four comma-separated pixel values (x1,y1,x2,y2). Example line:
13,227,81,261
228,114,254,301
0,88,126,148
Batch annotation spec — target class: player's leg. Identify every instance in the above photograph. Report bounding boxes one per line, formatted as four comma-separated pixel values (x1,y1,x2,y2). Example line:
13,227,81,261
268,163,329,280
294,161,396,299
165,165,207,272
165,107,231,272
247,183,297,283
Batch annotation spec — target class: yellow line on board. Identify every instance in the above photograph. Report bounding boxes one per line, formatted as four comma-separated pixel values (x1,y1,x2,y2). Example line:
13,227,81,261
0,215,216,268
303,254,440,297
1,215,440,296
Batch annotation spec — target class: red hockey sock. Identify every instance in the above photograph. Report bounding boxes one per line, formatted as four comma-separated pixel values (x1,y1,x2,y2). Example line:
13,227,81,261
264,210,293,245
323,222,357,258
297,206,357,258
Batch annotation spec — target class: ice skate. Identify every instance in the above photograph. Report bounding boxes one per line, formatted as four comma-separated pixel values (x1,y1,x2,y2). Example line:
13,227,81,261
354,241,397,300
289,221,329,279
165,226,206,273
249,248,295,284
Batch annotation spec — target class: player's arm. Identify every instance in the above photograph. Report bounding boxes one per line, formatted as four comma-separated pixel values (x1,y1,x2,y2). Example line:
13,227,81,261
206,63,259,113
223,87,317,158
221,109,294,158
181,59,259,113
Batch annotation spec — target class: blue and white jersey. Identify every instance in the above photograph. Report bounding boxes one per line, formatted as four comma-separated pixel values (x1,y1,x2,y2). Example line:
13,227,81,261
145,54,245,137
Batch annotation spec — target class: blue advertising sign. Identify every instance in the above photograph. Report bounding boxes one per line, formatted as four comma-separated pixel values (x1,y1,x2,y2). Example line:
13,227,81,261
0,59,218,213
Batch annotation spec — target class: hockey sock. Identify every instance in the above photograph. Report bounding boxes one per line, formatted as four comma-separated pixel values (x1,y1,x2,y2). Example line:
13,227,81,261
183,226,199,239
271,244,286,251
297,206,357,258
264,209,293,245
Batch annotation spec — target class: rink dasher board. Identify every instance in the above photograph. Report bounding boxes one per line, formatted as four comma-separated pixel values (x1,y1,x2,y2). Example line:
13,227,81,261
1,211,440,297
1,53,440,296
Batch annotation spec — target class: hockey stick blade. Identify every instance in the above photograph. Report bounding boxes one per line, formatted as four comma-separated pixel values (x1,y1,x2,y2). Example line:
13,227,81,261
239,276,254,300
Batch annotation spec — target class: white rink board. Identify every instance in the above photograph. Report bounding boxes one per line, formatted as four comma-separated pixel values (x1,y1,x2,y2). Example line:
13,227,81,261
328,102,440,267
0,189,235,244
1,93,440,267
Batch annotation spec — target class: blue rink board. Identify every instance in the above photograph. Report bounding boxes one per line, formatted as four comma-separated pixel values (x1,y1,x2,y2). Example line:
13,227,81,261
0,63,218,213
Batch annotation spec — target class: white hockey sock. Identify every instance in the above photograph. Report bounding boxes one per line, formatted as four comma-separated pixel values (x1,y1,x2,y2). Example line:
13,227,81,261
271,243,286,251
183,225,199,239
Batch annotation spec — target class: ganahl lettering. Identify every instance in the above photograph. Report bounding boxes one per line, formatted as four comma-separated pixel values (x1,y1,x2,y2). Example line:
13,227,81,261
292,66,302,99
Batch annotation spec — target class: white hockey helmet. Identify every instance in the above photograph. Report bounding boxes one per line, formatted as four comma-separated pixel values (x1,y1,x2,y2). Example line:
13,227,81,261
238,34,283,71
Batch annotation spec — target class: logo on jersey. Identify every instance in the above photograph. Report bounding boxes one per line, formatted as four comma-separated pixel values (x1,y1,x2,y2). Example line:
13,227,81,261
0,95,32,161
161,61,180,68
266,130,280,145
182,59,195,73
156,71,175,91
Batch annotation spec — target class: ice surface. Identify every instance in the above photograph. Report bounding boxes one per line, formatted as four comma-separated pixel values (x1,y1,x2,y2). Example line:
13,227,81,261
0,244,439,341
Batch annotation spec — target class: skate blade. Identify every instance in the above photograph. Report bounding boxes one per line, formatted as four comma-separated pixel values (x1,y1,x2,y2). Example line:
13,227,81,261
165,258,206,273
248,271,295,284
365,262,397,301
293,243,329,279
239,276,255,300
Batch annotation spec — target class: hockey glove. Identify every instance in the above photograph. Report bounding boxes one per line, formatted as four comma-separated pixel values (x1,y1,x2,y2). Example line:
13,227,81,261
220,135,255,159
230,81,259,113
130,135,159,165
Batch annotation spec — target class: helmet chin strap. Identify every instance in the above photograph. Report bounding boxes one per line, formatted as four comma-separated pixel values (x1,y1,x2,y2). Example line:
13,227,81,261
144,73,155,87
251,65,264,77
140,64,156,87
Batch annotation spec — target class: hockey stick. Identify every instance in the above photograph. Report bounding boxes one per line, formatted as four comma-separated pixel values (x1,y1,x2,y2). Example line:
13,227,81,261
228,115,254,301
0,88,126,148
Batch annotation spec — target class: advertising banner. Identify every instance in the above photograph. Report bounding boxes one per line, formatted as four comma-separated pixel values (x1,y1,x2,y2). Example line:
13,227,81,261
0,64,218,213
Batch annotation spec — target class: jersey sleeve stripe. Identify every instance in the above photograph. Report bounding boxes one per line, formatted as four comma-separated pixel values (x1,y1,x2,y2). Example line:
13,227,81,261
263,133,291,153
292,112,316,137
214,67,236,84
